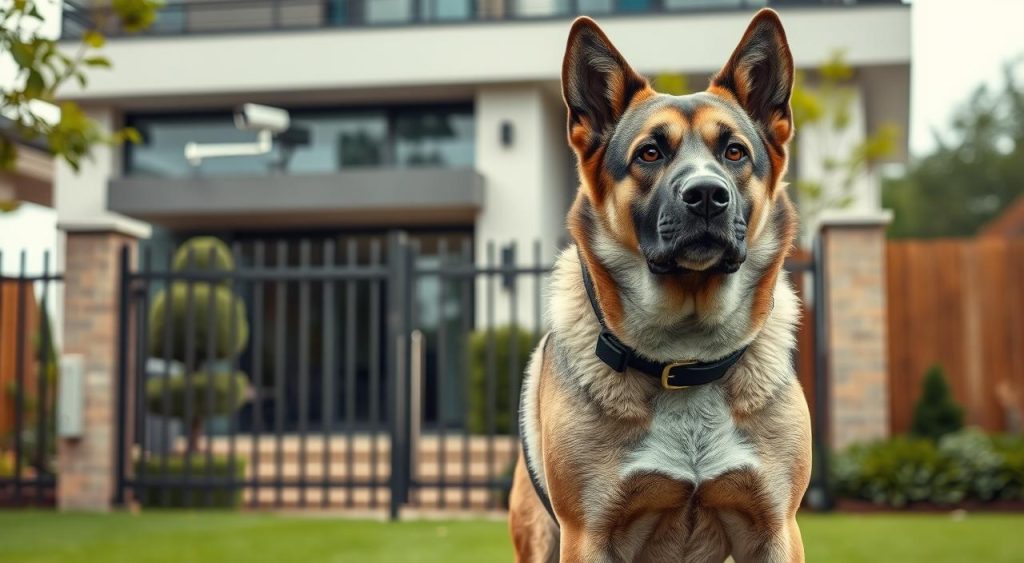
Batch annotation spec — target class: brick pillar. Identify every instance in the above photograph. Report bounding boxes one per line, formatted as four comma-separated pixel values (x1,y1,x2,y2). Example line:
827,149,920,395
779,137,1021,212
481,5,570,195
57,221,146,511
819,211,892,450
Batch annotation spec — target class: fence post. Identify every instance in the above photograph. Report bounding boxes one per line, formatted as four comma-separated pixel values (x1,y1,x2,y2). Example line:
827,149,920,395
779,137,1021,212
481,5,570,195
387,232,413,520
56,221,148,511
817,210,893,452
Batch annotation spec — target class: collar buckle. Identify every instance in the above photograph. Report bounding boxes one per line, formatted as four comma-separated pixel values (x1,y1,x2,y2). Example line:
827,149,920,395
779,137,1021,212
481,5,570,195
661,360,699,390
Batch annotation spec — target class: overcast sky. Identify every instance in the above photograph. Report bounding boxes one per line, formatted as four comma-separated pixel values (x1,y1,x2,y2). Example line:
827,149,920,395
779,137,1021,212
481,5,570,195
911,0,1024,154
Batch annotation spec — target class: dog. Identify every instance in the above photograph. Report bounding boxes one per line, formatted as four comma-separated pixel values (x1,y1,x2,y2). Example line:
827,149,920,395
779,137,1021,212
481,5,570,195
508,9,810,563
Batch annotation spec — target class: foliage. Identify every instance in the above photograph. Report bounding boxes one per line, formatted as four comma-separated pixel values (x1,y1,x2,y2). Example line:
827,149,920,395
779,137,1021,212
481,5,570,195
147,282,249,360
884,58,1024,237
0,0,159,181
171,236,236,275
134,454,245,508
467,325,535,435
910,365,964,442
832,429,1024,507
652,72,689,96
790,51,899,224
145,370,250,420
147,236,250,453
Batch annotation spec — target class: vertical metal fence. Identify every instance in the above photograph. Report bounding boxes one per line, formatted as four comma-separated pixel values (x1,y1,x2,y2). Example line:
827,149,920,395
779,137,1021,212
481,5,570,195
116,232,555,515
0,251,60,507
114,232,823,516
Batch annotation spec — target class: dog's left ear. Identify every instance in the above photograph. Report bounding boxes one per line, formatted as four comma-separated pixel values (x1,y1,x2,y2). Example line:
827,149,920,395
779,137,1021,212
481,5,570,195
711,9,794,146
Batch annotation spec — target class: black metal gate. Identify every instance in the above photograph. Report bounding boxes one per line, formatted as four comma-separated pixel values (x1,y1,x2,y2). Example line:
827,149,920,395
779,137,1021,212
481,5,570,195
115,232,553,516
115,232,826,516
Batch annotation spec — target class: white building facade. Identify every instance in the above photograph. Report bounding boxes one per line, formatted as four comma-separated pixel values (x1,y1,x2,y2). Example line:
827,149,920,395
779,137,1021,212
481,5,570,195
55,0,911,259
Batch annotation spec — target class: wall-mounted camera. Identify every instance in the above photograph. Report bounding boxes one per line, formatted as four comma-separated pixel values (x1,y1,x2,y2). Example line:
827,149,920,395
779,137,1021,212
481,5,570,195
185,103,292,167
233,103,290,134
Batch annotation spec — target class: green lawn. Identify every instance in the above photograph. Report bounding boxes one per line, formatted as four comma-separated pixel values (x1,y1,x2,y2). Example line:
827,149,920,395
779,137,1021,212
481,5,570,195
1,511,1022,562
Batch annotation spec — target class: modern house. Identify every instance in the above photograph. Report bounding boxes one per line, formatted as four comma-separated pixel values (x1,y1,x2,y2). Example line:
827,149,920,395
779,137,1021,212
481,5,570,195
55,0,911,257
18,0,912,511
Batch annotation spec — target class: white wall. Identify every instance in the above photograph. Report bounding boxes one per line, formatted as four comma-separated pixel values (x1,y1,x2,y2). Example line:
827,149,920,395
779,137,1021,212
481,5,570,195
62,6,911,101
474,84,572,329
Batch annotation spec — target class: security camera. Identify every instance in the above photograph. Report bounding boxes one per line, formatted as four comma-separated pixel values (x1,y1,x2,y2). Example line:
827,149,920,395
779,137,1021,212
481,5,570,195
234,103,290,133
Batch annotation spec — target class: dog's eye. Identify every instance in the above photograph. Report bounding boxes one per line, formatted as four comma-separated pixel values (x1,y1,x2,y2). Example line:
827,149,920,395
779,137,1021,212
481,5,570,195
724,144,747,162
636,145,662,163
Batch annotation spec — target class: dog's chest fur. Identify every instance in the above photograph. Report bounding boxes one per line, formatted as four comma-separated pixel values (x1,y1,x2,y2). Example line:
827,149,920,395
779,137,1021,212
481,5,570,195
621,385,758,485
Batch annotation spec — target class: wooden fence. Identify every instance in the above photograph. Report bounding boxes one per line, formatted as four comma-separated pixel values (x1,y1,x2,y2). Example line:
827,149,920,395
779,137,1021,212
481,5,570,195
0,280,41,441
887,238,1024,433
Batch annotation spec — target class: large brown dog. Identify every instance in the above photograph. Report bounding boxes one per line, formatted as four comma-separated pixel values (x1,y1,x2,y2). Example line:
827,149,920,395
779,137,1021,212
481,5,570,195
509,9,810,563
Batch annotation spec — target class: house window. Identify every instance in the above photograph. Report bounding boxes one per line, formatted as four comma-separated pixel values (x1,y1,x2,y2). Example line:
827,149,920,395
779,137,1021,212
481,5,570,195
125,104,474,178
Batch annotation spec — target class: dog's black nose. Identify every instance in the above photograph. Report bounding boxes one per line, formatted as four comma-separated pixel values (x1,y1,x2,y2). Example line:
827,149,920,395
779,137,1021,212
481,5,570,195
680,178,730,218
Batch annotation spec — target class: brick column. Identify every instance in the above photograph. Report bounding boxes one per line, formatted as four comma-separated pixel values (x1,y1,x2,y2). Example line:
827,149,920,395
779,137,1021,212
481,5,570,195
819,211,892,450
57,220,147,511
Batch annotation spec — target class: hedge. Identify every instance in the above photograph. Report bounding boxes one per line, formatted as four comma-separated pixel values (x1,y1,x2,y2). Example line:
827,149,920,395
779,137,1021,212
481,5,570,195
134,454,245,508
833,428,1024,507
467,326,536,435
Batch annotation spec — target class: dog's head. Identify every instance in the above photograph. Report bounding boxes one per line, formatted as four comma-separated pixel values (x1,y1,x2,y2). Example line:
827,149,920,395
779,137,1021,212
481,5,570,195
563,9,797,339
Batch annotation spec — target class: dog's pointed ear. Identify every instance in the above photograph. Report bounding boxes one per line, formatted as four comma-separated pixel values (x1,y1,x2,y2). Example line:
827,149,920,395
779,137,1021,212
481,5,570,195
711,9,794,146
562,17,651,159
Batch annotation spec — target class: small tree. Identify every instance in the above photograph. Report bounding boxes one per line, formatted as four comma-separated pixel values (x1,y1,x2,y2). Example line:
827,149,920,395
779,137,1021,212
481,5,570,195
146,237,250,454
910,364,964,442
0,0,160,181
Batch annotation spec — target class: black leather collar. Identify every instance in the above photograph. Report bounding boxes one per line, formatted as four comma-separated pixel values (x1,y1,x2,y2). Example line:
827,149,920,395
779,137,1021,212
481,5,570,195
579,251,747,389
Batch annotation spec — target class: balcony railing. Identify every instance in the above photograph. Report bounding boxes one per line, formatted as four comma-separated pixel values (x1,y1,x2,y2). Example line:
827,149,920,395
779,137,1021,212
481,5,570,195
61,0,902,39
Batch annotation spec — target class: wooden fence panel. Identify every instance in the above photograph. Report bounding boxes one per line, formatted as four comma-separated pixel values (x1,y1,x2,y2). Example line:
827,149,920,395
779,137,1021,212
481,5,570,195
887,239,1024,433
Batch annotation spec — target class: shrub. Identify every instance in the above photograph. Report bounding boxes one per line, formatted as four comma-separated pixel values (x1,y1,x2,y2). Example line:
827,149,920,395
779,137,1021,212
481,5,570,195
467,325,536,435
171,236,235,276
992,434,1024,501
147,236,251,454
135,454,245,508
833,428,1024,507
145,371,250,420
147,282,249,361
910,365,964,442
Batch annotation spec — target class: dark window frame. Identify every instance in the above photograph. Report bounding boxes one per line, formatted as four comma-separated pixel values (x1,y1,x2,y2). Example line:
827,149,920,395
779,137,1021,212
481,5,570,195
123,101,475,177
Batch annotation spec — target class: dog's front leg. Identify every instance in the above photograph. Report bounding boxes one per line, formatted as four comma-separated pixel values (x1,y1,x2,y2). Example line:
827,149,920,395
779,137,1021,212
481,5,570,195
558,524,617,563
727,515,804,563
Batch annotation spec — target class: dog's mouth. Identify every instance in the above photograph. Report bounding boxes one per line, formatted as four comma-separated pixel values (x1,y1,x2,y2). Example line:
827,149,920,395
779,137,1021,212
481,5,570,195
645,223,748,275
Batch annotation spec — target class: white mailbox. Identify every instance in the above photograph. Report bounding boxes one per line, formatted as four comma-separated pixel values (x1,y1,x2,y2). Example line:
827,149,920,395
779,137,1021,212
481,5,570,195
57,354,85,439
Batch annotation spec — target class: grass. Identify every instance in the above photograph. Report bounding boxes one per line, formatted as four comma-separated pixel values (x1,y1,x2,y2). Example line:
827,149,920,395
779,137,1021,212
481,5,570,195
1,511,1023,562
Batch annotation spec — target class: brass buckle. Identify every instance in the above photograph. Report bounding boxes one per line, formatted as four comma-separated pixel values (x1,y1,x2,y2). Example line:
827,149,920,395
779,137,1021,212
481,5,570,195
661,360,698,390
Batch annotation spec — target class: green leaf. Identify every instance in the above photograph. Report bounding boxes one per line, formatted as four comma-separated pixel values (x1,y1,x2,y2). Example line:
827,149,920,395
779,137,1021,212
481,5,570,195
82,30,106,49
24,70,44,99
120,126,142,144
9,42,34,68
0,137,17,170
83,56,112,69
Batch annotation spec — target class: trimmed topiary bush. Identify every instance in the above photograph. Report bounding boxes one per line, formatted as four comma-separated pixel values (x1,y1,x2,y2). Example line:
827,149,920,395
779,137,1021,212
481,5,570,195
145,371,250,419
467,325,536,435
147,237,251,455
147,283,249,361
910,365,964,442
171,236,235,276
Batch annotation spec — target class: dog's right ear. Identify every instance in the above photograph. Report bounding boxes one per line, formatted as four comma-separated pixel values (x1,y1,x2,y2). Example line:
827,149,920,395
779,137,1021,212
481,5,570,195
562,18,651,160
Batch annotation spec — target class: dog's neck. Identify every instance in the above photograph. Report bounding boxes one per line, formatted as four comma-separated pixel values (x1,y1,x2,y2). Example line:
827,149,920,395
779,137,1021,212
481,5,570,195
548,244,800,419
